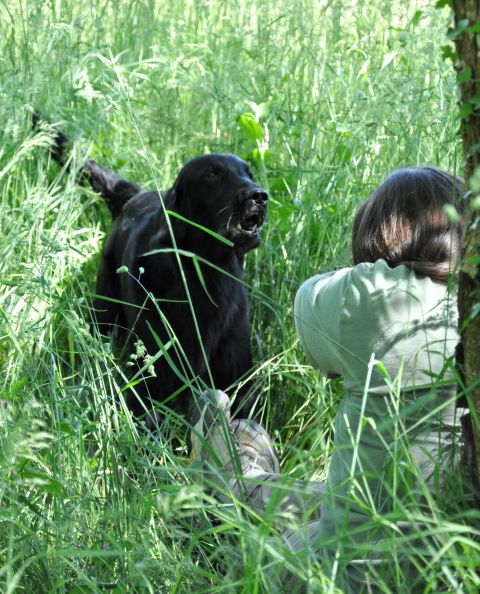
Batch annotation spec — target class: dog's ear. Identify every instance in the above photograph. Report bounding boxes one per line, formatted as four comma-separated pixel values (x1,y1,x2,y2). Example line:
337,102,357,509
162,186,179,210
155,187,187,243
170,179,193,218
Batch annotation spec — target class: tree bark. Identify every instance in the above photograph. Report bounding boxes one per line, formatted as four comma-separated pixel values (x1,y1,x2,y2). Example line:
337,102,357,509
452,0,480,486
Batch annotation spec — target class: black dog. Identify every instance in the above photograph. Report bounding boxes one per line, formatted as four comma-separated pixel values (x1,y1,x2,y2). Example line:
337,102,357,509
43,121,268,423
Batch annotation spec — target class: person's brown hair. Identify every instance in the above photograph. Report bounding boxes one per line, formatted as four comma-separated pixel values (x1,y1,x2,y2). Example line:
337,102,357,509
352,167,464,283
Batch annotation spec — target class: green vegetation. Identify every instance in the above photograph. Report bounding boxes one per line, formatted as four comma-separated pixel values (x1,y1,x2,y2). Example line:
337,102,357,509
0,0,478,592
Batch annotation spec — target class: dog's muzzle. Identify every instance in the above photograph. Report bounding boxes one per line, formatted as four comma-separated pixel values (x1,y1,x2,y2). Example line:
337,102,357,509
226,189,268,244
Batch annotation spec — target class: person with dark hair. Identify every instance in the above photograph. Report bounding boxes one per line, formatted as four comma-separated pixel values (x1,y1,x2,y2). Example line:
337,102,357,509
191,167,468,592
351,167,463,281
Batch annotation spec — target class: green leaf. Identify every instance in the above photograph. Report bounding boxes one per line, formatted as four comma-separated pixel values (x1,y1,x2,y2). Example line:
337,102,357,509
469,167,480,192
164,210,234,247
457,103,473,120
410,10,422,27
145,323,192,388
193,256,217,306
467,144,480,158
20,469,62,497
238,113,264,144
436,0,452,7
336,144,352,162
4,377,28,400
469,94,480,107
443,204,459,222
253,147,270,165
440,44,456,62
467,22,480,33
466,254,480,265
88,292,147,310
58,422,75,436
448,19,469,40
470,302,480,320
458,67,472,83
375,361,389,378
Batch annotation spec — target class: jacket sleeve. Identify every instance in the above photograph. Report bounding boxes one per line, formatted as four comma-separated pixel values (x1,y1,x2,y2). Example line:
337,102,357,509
294,268,350,376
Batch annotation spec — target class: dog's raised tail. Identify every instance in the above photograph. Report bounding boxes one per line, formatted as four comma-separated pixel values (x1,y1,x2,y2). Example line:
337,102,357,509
83,160,141,219
32,111,69,167
33,112,140,219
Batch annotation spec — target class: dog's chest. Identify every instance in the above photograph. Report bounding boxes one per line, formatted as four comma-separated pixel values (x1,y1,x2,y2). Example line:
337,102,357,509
184,258,245,328
140,253,246,335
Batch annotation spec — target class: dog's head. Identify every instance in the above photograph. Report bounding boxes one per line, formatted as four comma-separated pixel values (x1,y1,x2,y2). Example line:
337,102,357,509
171,154,268,251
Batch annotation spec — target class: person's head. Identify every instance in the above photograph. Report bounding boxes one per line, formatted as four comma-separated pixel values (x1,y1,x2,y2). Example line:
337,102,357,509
352,167,464,282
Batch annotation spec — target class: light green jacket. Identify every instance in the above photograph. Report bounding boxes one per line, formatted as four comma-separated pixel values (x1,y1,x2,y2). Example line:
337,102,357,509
293,260,462,591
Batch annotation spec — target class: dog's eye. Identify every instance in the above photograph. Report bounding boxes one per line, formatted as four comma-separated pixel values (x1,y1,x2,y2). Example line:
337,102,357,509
245,169,254,180
205,170,218,180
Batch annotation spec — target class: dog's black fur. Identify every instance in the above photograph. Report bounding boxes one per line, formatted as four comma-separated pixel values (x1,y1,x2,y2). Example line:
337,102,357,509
44,120,268,422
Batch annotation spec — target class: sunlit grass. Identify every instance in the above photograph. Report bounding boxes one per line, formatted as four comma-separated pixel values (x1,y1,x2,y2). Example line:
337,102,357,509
1,0,478,592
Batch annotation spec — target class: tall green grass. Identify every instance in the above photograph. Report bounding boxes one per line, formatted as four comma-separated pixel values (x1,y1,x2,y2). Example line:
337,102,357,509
1,0,478,592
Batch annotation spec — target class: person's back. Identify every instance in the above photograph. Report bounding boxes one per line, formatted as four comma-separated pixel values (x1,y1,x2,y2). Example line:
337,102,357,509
295,259,463,591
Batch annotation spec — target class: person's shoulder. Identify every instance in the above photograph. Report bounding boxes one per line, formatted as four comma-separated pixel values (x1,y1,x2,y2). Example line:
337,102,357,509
294,268,351,324
350,259,410,281
347,260,451,309
296,262,404,310
297,260,448,311
297,268,351,296
348,259,411,289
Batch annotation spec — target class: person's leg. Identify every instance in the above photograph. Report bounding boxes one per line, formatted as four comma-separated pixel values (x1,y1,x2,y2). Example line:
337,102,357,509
190,389,325,519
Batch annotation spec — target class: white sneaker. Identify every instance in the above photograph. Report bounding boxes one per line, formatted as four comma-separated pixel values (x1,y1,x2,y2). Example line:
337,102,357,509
190,389,279,489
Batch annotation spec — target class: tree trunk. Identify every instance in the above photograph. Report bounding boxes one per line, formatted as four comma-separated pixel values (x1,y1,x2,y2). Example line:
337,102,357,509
452,0,480,486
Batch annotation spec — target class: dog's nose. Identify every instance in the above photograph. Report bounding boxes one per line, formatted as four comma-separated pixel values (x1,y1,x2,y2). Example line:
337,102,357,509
249,189,268,203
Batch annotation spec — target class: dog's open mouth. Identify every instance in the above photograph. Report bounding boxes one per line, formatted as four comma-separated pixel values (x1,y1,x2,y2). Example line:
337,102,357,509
227,208,266,242
235,212,264,236
224,189,268,246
